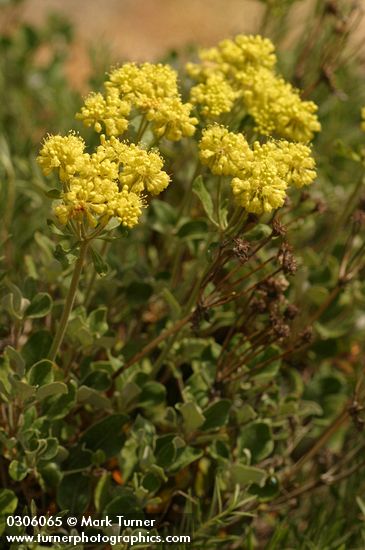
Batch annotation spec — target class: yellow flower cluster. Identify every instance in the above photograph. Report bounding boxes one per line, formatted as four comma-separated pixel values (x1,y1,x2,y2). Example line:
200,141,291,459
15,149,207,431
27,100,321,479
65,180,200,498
76,88,130,136
190,74,239,118
238,67,320,142
37,134,170,229
198,125,253,175
199,125,316,215
106,63,178,105
187,34,321,142
77,63,198,142
187,35,276,80
37,133,85,181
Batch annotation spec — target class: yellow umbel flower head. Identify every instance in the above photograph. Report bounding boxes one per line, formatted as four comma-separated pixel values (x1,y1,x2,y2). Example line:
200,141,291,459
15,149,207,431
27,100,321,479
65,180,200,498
199,125,253,176
190,74,239,118
275,141,316,187
146,97,198,141
116,142,171,195
239,67,321,142
187,34,276,81
187,34,321,143
361,107,365,131
37,133,86,182
104,62,198,142
231,141,288,215
76,88,131,137
106,63,179,108
77,62,198,144
230,139,317,215
218,34,277,73
109,185,144,228
37,134,170,229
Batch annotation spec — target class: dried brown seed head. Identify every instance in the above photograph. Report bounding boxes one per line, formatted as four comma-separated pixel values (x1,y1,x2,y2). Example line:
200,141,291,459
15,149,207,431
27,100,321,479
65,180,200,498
284,304,299,320
278,242,298,275
297,326,313,346
271,219,287,237
232,238,251,263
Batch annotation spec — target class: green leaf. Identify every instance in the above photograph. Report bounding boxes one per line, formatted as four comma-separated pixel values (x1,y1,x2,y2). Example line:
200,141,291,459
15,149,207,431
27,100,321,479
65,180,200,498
177,401,205,432
177,220,209,240
104,489,142,520
45,188,62,199
27,359,54,386
57,473,91,514
4,346,25,376
150,200,177,232
9,460,29,481
1,292,24,320
79,414,128,458
155,435,178,469
9,377,35,400
25,292,53,318
334,139,362,162
39,463,62,489
249,345,281,382
90,247,109,276
22,330,52,367
67,308,93,347
53,243,76,268
94,472,113,512
81,371,111,391
192,176,217,225
40,438,59,461
142,472,161,494
231,464,267,486
88,307,108,336
306,286,329,306
168,446,203,473
201,399,231,431
238,422,274,462
138,382,166,408
244,223,272,241
314,321,350,340
43,381,76,418
236,404,257,424
36,381,68,401
161,287,181,320
126,281,153,306
249,475,279,500
0,489,18,514
77,386,110,409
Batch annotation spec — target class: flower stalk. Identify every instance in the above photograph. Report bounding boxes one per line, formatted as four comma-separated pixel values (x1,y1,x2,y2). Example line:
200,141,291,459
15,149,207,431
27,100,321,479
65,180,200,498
48,240,89,362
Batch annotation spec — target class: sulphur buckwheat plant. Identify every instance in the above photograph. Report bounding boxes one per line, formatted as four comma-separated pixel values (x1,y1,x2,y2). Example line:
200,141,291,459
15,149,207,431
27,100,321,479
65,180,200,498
1,2,365,547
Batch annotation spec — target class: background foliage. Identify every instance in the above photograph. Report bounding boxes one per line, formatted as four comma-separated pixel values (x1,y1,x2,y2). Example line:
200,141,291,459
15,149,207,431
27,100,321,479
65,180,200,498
1,0,365,548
